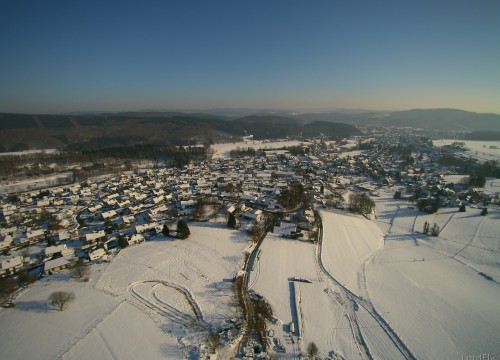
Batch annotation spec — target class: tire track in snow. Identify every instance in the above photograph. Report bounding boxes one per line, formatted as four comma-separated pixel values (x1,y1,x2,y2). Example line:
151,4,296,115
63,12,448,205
127,280,205,327
452,215,485,259
439,211,456,234
318,213,416,360
59,301,125,360
247,254,260,290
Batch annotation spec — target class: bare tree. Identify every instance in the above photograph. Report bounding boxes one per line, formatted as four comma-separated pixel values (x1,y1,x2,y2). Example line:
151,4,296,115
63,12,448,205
48,291,75,311
349,193,375,215
306,341,319,359
71,260,90,281
249,225,262,243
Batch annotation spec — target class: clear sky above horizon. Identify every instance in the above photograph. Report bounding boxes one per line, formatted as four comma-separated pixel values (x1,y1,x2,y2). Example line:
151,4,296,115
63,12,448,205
1,0,499,114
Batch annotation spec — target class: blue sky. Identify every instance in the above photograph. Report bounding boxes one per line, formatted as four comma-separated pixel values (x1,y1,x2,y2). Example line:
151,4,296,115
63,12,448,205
1,0,499,114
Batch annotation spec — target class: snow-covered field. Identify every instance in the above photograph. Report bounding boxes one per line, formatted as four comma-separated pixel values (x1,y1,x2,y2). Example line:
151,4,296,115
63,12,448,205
434,139,500,163
0,149,59,157
1,192,498,359
248,233,363,359
211,140,305,159
321,211,383,298
248,197,499,359
370,191,500,359
0,223,248,360
0,172,74,194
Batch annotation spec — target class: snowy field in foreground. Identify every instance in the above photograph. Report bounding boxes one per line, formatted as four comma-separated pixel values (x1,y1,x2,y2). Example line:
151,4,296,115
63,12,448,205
1,196,498,359
320,210,384,298
0,223,248,360
371,191,500,359
248,233,363,359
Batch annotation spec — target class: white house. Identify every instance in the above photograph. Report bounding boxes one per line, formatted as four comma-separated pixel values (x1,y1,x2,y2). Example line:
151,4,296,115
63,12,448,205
44,244,73,258
128,234,144,246
88,248,106,261
85,230,106,243
26,229,45,242
43,256,78,275
135,223,157,234
0,235,13,252
0,256,23,276
101,210,117,220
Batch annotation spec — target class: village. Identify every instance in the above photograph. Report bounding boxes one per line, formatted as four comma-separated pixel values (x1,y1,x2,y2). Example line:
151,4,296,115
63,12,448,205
0,129,499,359
1,129,498,298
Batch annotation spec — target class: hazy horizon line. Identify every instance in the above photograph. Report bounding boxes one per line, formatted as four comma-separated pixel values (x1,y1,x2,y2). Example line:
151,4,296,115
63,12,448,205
2,106,500,116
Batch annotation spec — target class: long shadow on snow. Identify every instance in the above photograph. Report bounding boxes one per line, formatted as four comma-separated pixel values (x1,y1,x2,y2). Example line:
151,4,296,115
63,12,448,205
14,300,53,313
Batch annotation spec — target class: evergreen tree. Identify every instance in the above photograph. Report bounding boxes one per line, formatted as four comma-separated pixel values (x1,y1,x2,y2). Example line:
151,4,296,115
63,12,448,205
118,235,129,248
423,221,430,234
162,223,170,236
227,212,237,229
176,219,190,239
431,223,440,237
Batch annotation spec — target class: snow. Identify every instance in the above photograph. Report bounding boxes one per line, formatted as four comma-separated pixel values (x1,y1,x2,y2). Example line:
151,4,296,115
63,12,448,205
433,139,500,163
248,233,363,359
0,149,59,157
369,190,500,359
211,140,305,159
320,210,384,297
0,224,248,359
484,177,500,197
368,245,499,360
0,172,73,194
1,188,498,359
63,302,183,360
0,269,119,360
248,233,318,330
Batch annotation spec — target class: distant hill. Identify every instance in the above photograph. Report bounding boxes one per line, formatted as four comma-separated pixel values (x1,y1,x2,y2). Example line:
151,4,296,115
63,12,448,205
0,113,233,150
223,115,303,139
221,115,360,140
0,112,359,151
379,109,500,131
1,108,496,151
295,108,500,131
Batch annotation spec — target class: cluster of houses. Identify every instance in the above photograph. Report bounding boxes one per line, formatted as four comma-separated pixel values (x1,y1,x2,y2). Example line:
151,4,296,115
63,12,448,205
1,130,497,281
0,150,316,279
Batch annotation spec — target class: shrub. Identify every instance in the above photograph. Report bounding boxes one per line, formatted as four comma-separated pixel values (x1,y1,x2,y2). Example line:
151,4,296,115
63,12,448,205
430,223,440,237
307,342,319,359
227,212,237,229
162,224,170,236
71,260,90,281
176,219,190,239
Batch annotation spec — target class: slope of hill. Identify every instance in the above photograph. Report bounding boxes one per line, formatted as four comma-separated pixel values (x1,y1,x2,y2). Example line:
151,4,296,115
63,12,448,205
0,112,360,150
381,109,500,131
296,108,500,131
